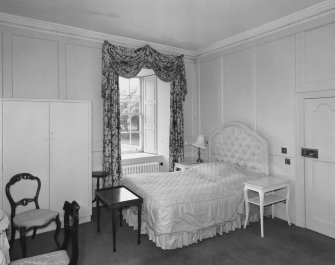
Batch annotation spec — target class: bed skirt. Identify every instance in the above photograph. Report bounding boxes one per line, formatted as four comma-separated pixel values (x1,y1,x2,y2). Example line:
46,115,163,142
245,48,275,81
123,208,259,250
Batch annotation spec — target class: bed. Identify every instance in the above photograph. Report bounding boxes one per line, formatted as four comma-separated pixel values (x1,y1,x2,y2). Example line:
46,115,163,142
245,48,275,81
121,122,270,249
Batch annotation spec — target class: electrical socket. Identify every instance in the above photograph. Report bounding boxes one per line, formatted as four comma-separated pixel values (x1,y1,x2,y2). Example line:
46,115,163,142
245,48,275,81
285,158,290,165
281,147,287,154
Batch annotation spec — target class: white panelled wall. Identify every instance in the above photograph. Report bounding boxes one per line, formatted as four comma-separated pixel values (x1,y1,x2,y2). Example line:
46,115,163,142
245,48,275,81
0,23,199,173
198,19,335,227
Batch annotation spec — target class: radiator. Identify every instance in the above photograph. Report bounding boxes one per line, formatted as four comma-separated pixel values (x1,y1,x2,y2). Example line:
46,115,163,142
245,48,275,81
122,162,160,175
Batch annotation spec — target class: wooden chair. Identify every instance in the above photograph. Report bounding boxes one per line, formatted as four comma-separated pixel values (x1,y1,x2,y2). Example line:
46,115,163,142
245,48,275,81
5,173,61,257
10,200,80,265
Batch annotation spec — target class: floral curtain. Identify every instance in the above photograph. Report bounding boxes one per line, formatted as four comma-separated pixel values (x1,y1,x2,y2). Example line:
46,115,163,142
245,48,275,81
102,41,187,186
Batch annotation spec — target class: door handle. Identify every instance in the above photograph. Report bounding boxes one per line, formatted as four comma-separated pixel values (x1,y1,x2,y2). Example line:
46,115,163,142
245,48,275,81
301,148,318,159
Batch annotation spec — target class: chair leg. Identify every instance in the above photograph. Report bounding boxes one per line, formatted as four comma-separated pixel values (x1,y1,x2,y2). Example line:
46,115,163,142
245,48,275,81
54,215,61,247
32,227,37,239
9,222,15,247
20,227,27,258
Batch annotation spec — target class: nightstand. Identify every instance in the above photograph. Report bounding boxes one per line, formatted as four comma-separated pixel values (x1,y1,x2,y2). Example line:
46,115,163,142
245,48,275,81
174,160,201,171
243,175,291,237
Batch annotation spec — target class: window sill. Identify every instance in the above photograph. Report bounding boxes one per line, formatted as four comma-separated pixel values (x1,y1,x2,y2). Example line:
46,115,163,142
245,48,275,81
121,153,163,166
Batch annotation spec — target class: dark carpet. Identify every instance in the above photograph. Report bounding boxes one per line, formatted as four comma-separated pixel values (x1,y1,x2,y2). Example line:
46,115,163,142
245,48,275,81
10,208,335,265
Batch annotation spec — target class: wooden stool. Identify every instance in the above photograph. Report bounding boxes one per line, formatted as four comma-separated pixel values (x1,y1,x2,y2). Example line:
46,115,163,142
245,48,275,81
92,171,110,203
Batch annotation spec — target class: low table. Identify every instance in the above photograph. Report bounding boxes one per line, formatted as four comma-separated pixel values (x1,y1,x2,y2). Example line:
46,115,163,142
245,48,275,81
243,175,291,237
96,185,143,252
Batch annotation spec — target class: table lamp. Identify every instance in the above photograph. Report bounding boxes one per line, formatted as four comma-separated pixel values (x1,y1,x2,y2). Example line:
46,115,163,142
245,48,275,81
192,135,206,163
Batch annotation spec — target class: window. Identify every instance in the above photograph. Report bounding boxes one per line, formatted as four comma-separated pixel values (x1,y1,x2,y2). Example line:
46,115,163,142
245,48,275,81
120,75,157,154
120,77,141,153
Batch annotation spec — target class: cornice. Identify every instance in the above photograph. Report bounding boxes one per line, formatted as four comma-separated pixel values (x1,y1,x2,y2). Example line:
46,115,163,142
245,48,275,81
196,0,335,58
0,12,197,59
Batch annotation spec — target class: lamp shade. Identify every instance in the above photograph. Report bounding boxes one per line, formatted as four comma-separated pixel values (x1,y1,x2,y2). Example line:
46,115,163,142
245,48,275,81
192,135,206,149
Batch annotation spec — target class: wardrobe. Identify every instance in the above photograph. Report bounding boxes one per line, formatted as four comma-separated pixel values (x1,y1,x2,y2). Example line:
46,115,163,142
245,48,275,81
0,99,92,229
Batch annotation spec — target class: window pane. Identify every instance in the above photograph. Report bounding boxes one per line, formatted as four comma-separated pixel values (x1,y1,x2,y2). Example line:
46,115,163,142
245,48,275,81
131,133,140,146
120,95,130,102
130,78,140,95
130,115,140,131
120,133,130,146
120,100,129,114
129,95,140,113
119,77,129,95
122,133,140,152
120,115,130,132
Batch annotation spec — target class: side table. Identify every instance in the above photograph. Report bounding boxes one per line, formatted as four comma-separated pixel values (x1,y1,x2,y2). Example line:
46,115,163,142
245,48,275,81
96,186,143,252
244,175,291,237
92,171,110,203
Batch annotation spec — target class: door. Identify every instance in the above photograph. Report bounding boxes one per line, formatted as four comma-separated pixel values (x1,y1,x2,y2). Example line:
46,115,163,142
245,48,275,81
49,102,91,219
304,96,335,238
2,101,50,214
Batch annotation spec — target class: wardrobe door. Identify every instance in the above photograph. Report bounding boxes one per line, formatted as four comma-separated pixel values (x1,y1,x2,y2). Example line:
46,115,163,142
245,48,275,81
49,102,91,220
2,101,50,214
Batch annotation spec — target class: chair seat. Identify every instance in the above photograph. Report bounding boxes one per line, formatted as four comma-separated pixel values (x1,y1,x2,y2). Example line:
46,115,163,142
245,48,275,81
13,209,59,228
10,250,69,265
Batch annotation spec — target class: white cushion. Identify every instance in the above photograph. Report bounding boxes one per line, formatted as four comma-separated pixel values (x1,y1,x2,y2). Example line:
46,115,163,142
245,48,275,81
13,209,58,228
10,250,69,265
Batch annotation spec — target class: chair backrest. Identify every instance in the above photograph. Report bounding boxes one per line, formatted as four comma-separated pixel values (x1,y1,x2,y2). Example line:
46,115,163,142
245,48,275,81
62,201,80,265
5,173,41,219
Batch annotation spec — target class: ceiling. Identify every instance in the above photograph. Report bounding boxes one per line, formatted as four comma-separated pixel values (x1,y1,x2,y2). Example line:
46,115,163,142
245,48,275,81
0,0,327,51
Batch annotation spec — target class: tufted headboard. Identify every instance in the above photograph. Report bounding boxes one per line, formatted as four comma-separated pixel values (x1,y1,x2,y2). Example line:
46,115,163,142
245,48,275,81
208,122,269,175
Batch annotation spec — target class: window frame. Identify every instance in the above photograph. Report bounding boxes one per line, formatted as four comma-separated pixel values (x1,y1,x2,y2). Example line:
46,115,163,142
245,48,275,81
119,73,157,155
119,77,143,154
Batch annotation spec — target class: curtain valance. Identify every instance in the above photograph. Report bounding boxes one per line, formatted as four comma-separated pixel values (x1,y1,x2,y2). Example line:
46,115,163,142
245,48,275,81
102,41,187,101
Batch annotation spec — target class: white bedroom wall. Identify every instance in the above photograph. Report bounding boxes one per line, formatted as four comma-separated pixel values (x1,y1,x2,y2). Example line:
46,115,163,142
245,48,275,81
199,57,222,138
222,48,255,127
0,22,198,172
65,41,103,170
255,36,296,222
197,17,335,227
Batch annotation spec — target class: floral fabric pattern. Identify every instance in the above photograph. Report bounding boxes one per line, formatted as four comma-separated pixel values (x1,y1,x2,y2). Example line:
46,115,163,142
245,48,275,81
102,41,187,185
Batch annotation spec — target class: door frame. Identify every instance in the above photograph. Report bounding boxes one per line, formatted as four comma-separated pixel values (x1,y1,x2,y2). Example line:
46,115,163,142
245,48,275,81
296,89,335,228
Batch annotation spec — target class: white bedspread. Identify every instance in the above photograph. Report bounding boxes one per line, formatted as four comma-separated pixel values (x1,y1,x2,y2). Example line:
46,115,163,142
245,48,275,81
122,162,265,249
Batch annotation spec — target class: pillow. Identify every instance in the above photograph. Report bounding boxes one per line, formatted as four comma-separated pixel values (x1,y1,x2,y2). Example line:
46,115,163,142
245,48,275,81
188,162,234,178
189,162,266,190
